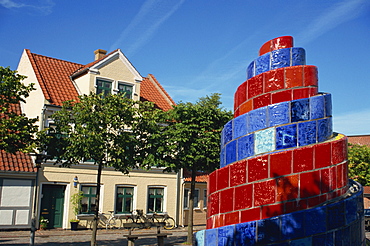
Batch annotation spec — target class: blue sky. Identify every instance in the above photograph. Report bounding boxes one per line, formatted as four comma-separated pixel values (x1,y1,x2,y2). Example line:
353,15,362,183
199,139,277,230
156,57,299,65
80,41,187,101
0,0,369,136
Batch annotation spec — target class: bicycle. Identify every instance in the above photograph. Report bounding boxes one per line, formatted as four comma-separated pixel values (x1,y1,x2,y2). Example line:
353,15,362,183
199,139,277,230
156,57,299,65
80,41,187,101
98,211,120,229
125,209,152,229
146,211,176,230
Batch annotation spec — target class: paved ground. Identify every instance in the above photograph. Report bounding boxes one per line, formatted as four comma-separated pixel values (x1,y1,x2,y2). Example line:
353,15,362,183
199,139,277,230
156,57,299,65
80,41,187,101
1,227,369,245
0,225,206,246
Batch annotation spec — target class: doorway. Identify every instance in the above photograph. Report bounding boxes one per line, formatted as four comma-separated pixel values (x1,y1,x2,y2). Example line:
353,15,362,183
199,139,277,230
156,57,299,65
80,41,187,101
40,184,65,228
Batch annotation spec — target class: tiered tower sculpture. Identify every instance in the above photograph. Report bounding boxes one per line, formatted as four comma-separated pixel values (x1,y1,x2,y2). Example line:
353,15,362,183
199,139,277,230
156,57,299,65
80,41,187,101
195,36,365,245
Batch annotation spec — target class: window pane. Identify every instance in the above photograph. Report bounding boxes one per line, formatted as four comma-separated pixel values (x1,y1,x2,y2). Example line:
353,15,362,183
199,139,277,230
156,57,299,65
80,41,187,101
118,84,133,99
148,188,164,213
204,189,207,208
194,190,199,208
96,80,112,97
184,189,189,208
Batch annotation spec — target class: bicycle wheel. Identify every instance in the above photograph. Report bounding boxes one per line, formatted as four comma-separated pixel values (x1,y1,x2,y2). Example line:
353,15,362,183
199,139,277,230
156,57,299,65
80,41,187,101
163,217,175,230
107,218,117,229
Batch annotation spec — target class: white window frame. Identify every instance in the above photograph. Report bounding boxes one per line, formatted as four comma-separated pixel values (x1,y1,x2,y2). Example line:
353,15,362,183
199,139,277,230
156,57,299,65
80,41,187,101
115,185,136,214
147,186,166,214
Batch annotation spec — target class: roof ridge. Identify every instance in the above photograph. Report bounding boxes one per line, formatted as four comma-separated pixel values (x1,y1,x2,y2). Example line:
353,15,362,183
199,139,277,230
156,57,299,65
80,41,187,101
147,74,176,106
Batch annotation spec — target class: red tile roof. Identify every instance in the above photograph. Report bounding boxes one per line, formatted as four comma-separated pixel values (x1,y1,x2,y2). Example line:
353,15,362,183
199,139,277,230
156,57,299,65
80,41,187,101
348,135,370,147
364,186,370,194
141,74,175,111
26,49,81,106
183,169,209,183
0,103,36,173
0,150,36,172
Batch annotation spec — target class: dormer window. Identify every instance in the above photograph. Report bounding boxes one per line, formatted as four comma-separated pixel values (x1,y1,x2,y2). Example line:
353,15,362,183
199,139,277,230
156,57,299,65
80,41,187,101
118,83,133,99
96,79,112,98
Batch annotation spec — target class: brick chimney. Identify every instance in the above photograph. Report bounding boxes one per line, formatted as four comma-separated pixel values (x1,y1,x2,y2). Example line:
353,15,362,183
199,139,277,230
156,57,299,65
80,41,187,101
94,49,107,60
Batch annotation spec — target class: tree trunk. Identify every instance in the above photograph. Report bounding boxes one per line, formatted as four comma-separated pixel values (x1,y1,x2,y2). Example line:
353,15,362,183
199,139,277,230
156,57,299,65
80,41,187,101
91,162,103,246
186,166,197,244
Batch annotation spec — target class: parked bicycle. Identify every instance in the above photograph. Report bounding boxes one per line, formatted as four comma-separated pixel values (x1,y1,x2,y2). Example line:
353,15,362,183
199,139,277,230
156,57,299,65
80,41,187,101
98,211,120,229
125,209,176,230
147,211,176,230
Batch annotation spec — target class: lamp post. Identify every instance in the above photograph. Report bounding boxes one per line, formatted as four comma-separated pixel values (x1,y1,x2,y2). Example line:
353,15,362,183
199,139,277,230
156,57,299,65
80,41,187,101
29,153,45,246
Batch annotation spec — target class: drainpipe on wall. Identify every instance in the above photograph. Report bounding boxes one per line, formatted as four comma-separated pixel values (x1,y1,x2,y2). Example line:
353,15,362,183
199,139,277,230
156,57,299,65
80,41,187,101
176,168,183,227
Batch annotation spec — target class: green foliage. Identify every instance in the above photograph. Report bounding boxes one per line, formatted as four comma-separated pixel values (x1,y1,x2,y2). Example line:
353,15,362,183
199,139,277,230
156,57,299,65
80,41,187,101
70,191,83,219
157,93,233,173
38,93,162,173
0,66,38,153
348,143,370,186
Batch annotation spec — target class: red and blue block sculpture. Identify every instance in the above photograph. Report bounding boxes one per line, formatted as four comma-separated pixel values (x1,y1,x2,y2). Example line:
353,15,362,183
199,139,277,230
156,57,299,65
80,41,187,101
195,36,366,245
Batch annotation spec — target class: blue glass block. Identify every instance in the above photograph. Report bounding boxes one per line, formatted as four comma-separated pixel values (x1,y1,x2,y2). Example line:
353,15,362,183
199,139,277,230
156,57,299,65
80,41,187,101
310,95,325,119
305,206,326,236
195,230,205,246
335,226,351,246
281,211,305,240
257,217,281,244
350,220,361,246
233,114,247,139
225,141,237,165
272,243,289,246
235,221,256,246
220,147,225,168
223,120,233,145
324,94,332,117
237,134,254,160
345,196,358,224
276,124,297,150
268,102,290,127
218,225,235,246
327,202,345,230
271,48,290,70
206,228,218,245
291,48,306,66
312,232,334,246
247,61,255,79
248,107,267,133
298,121,317,146
290,237,312,246
255,53,270,76
317,118,330,142
254,128,275,154
291,98,309,122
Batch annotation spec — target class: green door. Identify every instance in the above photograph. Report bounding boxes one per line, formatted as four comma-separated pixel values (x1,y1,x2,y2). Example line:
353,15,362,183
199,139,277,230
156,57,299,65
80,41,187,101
41,185,65,228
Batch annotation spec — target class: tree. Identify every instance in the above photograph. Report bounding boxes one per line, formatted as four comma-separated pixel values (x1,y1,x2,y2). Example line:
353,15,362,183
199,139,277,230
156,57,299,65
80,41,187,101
157,93,233,244
0,66,38,153
38,93,162,246
348,143,370,186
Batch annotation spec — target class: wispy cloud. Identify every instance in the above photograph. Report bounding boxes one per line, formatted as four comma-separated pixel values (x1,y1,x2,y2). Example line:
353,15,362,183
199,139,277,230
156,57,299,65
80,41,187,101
333,109,370,135
109,0,185,55
297,0,370,45
0,0,54,15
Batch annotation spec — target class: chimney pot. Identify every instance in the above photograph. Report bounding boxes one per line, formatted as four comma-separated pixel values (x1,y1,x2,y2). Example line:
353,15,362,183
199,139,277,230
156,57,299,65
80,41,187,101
94,49,107,60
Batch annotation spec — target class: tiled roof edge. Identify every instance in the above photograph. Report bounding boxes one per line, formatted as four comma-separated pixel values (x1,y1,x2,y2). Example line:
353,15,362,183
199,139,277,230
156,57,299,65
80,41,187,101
147,74,176,106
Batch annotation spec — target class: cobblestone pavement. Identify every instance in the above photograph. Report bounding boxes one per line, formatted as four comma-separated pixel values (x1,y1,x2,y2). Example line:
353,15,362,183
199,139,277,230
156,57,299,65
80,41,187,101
0,225,205,246
1,227,369,245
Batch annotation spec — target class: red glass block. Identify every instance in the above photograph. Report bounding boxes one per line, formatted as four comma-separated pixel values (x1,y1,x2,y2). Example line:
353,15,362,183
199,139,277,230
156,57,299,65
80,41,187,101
206,217,213,229
208,170,217,194
247,74,263,99
271,36,293,52
224,211,240,226
230,160,247,187
248,156,269,182
214,214,225,228
330,166,337,190
240,207,261,223
293,87,310,100
309,86,318,97
254,180,276,206
336,163,345,188
259,40,272,56
234,108,240,118
262,203,284,219
234,184,253,210
238,82,247,105
276,174,299,201
307,195,321,208
270,151,292,177
271,89,293,104
220,188,234,213
293,146,314,173
320,167,332,194
303,65,318,87
239,100,253,115
300,170,321,198
234,90,239,111
285,66,303,89
217,165,230,191
332,139,346,165
285,200,307,213
208,192,219,217
264,68,284,93
314,142,331,169
253,93,271,109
